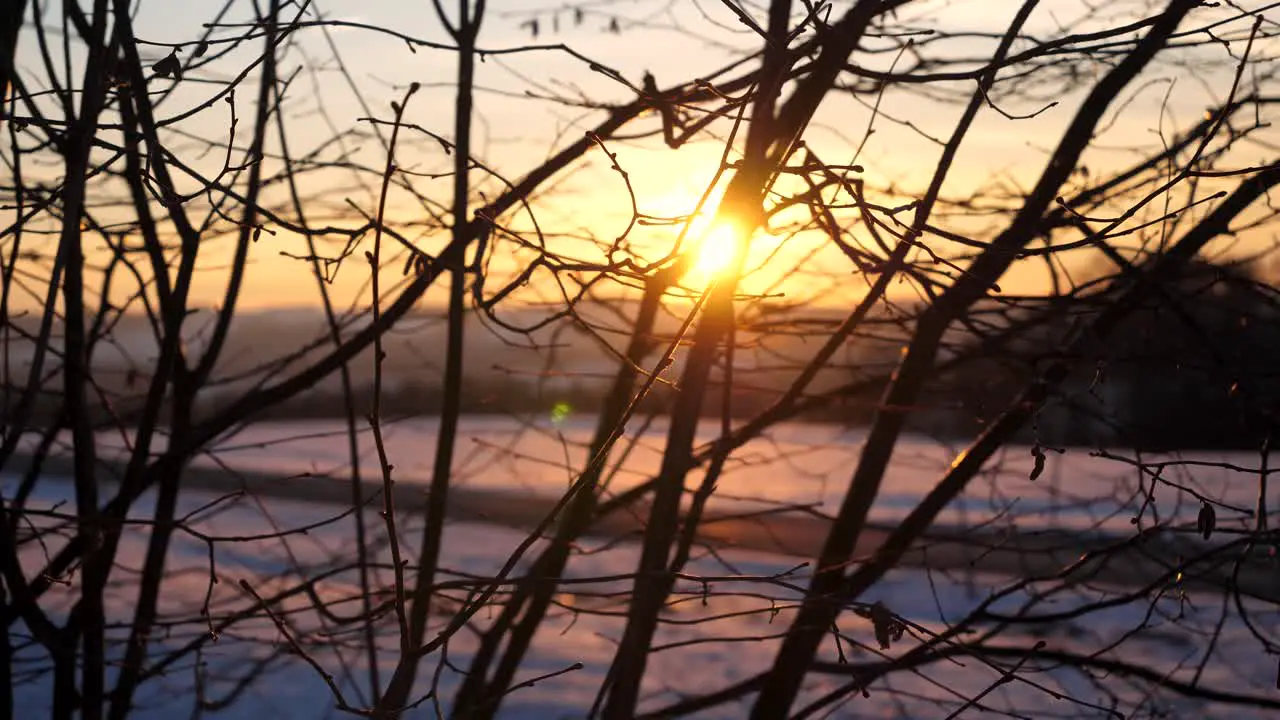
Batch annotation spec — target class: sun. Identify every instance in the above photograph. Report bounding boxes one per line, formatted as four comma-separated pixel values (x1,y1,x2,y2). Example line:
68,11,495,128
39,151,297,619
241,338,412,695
687,219,743,286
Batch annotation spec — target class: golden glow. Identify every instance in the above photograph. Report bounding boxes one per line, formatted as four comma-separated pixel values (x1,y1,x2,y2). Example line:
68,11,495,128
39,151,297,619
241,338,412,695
687,219,743,287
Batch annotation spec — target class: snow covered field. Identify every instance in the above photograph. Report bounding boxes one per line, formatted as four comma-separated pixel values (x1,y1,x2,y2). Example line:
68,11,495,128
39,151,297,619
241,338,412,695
7,417,1280,717
71,415,1279,532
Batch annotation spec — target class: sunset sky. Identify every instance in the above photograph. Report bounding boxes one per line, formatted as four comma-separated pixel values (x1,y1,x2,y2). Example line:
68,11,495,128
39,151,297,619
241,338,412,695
8,0,1273,313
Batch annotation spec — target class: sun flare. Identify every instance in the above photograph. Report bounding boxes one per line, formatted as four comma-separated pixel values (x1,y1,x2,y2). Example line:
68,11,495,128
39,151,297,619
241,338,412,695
688,220,742,285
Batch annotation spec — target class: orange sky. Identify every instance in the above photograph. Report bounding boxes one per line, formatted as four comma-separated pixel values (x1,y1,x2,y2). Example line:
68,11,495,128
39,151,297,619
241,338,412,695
7,0,1275,315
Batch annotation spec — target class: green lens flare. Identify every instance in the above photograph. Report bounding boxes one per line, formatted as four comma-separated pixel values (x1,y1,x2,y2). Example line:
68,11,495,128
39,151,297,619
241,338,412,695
550,401,572,426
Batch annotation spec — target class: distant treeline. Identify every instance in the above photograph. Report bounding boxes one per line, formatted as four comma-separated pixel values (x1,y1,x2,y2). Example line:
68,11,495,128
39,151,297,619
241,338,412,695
916,261,1280,451
245,375,886,426
9,264,1275,450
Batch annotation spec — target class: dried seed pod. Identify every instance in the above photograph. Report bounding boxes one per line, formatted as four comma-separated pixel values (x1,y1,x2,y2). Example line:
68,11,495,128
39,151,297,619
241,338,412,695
153,50,183,81
1030,445,1046,481
1197,502,1216,540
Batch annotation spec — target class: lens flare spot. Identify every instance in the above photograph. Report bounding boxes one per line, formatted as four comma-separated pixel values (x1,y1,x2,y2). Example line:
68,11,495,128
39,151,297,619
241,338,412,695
549,401,572,426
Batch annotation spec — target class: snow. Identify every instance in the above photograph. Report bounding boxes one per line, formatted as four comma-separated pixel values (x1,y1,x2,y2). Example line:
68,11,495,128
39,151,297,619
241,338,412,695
6,417,1279,717
63,415,1277,532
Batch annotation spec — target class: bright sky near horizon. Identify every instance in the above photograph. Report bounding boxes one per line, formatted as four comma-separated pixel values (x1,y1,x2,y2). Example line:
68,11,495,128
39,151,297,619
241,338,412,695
7,0,1275,313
